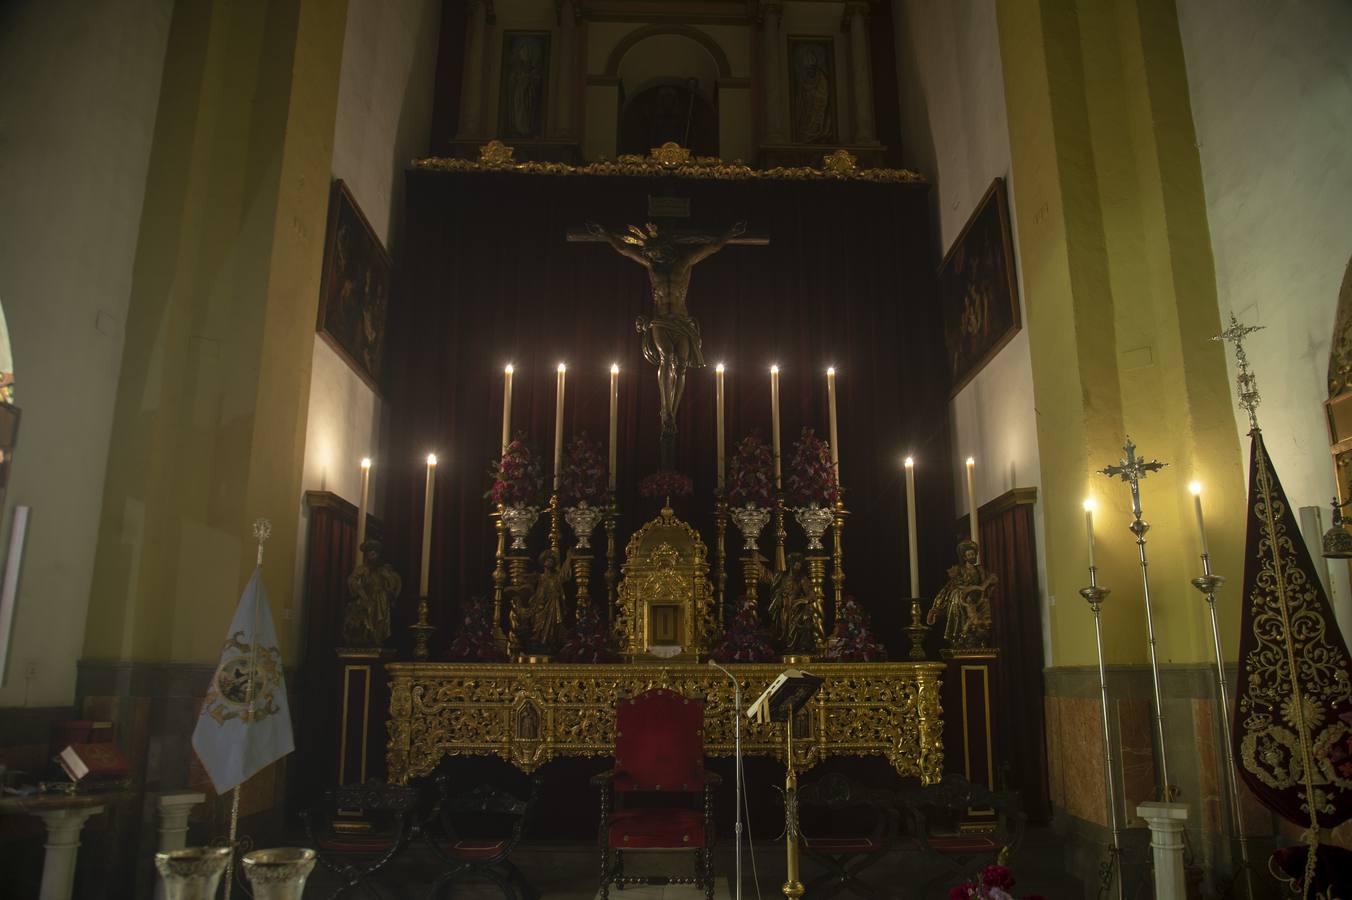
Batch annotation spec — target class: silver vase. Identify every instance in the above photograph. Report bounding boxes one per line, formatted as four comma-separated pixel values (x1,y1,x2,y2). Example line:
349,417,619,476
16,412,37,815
242,847,316,900
500,503,540,550
154,846,232,900
564,501,605,550
793,503,835,551
729,503,772,551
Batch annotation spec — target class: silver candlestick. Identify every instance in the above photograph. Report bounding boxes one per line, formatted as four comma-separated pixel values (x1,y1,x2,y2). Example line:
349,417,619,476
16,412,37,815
1101,437,1176,800
1191,556,1254,898
1079,567,1124,900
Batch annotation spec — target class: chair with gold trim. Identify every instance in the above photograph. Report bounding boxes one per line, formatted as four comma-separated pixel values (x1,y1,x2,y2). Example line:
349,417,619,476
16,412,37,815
591,687,720,900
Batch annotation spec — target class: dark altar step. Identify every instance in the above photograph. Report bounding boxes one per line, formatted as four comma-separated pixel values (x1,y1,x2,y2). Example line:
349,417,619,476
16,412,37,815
296,830,1082,899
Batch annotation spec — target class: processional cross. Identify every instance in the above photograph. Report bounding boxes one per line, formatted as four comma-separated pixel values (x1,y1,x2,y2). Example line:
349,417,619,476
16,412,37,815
1211,312,1266,430
568,219,768,468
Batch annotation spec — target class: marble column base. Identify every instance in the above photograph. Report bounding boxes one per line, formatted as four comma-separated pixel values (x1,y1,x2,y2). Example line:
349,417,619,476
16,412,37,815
1136,801,1189,900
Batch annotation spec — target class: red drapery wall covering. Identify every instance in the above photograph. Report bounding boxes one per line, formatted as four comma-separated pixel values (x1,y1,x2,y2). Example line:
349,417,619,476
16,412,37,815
382,169,957,658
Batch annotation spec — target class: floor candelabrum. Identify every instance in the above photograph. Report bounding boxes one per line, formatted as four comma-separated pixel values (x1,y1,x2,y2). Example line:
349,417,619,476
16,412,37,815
1079,565,1125,900
1191,554,1254,898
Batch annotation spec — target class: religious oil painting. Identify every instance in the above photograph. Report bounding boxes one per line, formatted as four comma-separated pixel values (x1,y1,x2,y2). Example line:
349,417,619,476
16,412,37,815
317,179,391,393
788,37,836,144
499,32,550,140
939,178,1021,396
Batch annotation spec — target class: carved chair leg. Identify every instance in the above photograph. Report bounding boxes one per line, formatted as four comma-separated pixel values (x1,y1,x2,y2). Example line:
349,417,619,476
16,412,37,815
599,843,611,900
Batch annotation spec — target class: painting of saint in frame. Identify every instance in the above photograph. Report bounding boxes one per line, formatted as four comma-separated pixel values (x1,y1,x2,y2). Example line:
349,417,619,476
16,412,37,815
940,178,1022,396
317,180,391,393
499,31,550,140
787,37,836,144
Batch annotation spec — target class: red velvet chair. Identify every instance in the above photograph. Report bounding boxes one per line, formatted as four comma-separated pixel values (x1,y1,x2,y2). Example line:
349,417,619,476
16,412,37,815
591,688,720,900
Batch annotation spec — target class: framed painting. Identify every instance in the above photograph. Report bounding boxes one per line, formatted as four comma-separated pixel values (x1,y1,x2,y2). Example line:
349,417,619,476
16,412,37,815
317,179,391,394
787,37,836,144
498,31,550,140
940,178,1022,396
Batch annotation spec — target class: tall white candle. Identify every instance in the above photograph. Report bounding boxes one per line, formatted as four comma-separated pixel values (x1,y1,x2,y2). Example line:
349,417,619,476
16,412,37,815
420,454,437,596
553,363,566,493
1084,498,1096,570
609,363,619,493
1189,481,1210,558
827,367,840,485
770,365,782,489
965,457,978,543
501,364,514,455
716,363,726,493
905,457,919,597
356,457,371,564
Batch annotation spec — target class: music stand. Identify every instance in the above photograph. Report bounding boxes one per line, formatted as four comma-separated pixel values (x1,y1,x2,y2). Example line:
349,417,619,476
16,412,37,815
748,669,823,899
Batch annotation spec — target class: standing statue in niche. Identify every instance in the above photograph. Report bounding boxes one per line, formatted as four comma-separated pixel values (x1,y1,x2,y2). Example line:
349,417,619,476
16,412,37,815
791,43,834,143
508,548,574,651
927,539,997,650
343,540,402,647
586,220,746,466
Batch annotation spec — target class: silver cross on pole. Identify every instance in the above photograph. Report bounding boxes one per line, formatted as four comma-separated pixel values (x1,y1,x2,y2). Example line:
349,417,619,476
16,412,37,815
1212,312,1266,430
1099,438,1176,800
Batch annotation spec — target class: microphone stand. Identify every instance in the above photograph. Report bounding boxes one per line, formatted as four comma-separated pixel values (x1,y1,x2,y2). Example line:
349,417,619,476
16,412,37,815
708,659,743,900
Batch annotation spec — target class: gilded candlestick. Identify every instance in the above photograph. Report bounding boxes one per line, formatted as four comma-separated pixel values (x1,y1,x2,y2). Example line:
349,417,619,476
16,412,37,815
548,493,561,554
492,505,508,649
774,492,787,572
714,496,729,625
831,499,848,611
807,554,827,651
604,494,619,607
507,554,528,656
905,598,928,660
574,553,593,612
411,594,434,661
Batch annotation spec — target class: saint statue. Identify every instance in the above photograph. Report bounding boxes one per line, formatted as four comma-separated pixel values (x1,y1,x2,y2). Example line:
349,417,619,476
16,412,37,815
587,220,746,463
767,553,819,654
792,45,833,143
508,548,574,650
343,540,402,647
927,539,998,650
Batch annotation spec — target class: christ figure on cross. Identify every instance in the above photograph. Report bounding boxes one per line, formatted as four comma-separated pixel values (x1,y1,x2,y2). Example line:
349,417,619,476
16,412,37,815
585,219,747,448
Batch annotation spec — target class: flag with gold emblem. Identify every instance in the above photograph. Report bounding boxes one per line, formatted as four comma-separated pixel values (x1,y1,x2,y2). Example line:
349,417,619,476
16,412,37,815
1233,430,1352,895
191,568,294,793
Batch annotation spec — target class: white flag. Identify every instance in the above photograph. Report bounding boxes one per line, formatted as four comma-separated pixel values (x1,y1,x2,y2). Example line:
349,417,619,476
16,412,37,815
191,568,294,793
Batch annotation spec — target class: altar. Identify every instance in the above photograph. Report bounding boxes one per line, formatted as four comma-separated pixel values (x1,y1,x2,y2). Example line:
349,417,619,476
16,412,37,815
384,660,945,784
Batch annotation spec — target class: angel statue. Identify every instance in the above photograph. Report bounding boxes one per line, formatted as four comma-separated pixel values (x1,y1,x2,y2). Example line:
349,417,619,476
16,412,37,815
927,539,998,650
508,548,574,651
767,552,819,654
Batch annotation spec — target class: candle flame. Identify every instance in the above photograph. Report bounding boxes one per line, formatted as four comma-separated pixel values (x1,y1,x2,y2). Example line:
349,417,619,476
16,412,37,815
360,457,371,469
427,454,438,466
1083,498,1095,511
716,363,725,373
557,363,567,373
770,364,779,374
827,366,836,376
904,456,914,468
966,456,975,467
610,363,619,375
505,363,514,374
1189,480,1202,496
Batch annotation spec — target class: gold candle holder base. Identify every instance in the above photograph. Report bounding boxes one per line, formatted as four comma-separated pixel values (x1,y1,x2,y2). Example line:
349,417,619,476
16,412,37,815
831,499,848,611
548,493,560,554
807,553,828,651
905,598,928,660
507,555,528,657
411,594,435,661
574,553,593,612
714,497,728,626
492,506,509,651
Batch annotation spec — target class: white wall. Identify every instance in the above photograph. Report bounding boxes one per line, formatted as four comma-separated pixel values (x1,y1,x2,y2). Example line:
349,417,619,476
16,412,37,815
1177,0,1352,506
0,0,173,706
892,0,1050,662
294,0,441,635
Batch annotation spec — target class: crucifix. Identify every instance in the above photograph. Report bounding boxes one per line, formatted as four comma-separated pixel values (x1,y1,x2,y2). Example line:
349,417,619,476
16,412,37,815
1211,312,1266,430
567,218,768,469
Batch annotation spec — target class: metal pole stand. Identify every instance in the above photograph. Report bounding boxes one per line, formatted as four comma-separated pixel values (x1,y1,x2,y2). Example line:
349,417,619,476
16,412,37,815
1079,568,1125,900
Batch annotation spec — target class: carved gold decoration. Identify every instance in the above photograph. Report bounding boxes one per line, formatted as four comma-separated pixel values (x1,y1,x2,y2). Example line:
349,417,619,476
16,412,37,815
414,143,924,184
384,660,945,784
617,506,714,656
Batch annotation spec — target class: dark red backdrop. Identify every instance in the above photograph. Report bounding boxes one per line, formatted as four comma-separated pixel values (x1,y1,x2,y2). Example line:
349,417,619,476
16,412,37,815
382,168,957,658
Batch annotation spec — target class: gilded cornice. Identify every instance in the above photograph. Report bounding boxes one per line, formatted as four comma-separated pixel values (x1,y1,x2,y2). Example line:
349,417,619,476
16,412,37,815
413,141,926,184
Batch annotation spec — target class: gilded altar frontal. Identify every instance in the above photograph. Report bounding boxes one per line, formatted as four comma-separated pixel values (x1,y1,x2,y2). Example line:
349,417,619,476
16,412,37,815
3,0,1350,897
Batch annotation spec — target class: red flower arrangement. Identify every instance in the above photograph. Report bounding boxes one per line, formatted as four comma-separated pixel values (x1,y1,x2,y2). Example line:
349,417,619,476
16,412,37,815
447,596,508,662
822,597,887,662
727,432,774,507
487,435,545,507
709,597,777,663
948,865,1043,900
559,433,606,505
639,470,693,500
557,604,619,663
785,427,840,507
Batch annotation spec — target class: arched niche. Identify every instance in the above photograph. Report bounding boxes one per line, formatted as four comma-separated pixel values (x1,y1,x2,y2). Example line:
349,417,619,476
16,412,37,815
611,29,726,158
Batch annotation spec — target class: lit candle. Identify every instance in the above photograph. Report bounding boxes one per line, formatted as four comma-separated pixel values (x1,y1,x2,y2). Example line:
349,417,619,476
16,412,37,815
1189,481,1210,558
716,363,726,493
501,364,514,455
905,456,919,597
553,363,566,493
965,457,978,544
827,367,840,485
355,457,371,565
609,363,619,493
1084,498,1096,570
420,454,437,596
770,365,782,489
